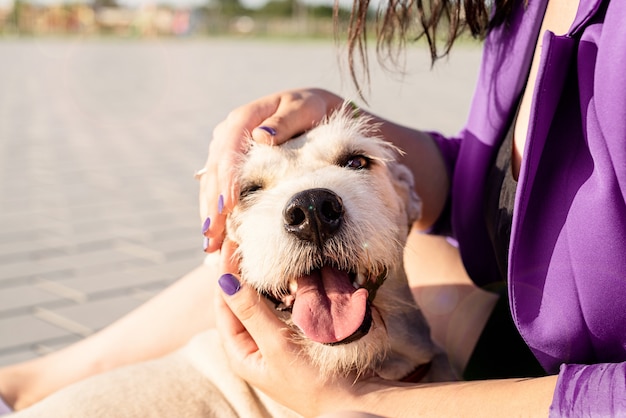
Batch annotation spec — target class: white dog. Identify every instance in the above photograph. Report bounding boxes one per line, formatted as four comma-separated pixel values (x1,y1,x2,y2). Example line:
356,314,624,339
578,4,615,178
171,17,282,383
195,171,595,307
11,107,452,418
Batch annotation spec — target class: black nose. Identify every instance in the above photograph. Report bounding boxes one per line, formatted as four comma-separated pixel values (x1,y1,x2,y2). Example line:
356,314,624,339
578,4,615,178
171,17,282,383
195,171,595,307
283,188,344,245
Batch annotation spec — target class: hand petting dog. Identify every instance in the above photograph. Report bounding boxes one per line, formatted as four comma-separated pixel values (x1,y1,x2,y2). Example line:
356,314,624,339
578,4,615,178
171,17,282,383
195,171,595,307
216,240,361,417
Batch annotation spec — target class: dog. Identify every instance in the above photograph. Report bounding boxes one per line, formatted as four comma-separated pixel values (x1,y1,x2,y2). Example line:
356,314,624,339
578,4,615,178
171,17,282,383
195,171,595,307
11,106,452,418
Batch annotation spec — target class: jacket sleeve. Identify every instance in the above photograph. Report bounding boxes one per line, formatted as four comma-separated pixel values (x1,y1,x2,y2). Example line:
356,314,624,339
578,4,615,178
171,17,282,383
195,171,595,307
550,362,626,416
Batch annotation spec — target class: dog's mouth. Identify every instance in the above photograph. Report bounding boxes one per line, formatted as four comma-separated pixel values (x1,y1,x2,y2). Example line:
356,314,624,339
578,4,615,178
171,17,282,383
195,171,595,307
262,264,388,346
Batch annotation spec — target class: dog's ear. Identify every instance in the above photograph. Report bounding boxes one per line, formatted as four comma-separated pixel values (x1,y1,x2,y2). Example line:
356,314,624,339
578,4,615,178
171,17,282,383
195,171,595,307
388,162,422,227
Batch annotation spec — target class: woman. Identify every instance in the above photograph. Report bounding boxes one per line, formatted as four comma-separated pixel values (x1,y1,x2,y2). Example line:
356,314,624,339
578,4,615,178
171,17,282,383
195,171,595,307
208,0,626,415
2,0,625,415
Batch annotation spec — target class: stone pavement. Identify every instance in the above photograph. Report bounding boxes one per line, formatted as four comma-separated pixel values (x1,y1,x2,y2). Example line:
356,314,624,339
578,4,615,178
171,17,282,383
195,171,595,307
0,38,480,367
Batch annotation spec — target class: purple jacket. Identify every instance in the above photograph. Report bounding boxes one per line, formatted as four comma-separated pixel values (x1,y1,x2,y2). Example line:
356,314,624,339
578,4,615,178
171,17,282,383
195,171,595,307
430,0,626,414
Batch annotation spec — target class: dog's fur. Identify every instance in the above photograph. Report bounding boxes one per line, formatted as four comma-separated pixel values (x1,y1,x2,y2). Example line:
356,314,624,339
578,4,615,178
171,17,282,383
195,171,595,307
11,107,452,418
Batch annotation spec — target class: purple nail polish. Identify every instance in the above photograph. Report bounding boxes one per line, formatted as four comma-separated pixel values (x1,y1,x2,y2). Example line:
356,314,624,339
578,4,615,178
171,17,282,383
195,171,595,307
218,273,241,296
202,217,211,235
218,194,224,215
203,236,210,251
257,126,277,136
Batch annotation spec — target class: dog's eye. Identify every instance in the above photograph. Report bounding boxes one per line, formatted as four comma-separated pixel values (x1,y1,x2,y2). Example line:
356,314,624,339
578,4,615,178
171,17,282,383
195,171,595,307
239,183,263,200
343,155,371,170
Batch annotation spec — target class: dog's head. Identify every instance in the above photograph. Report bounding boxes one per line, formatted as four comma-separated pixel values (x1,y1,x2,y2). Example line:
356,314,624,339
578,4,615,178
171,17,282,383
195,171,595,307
227,106,432,379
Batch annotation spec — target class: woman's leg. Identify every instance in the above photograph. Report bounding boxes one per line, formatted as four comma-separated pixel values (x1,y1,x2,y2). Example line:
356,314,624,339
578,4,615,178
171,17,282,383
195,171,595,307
404,230,498,376
406,232,546,380
0,261,218,411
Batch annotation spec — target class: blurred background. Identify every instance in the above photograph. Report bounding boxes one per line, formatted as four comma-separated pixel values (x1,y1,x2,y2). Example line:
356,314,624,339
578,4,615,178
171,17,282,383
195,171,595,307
1,0,367,38
0,4,481,368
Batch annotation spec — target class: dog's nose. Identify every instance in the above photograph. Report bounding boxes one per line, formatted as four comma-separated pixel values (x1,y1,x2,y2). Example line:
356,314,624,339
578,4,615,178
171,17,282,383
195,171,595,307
283,188,344,245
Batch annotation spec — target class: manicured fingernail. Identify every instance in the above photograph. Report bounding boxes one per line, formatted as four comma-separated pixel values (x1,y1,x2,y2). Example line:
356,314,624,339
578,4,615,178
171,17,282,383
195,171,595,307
203,236,210,252
218,194,224,215
218,273,241,296
202,217,211,235
257,126,277,136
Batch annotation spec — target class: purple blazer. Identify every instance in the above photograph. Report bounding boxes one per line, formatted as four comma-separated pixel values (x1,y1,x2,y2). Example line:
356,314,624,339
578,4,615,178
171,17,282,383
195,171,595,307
429,0,626,414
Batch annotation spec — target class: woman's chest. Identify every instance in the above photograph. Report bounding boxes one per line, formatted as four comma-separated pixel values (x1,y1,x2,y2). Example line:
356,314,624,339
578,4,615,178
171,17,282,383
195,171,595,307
512,0,580,179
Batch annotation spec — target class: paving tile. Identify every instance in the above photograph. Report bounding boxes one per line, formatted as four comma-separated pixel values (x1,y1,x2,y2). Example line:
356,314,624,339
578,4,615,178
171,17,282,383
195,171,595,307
0,349,39,368
32,248,158,271
143,236,197,257
0,234,68,257
0,315,73,353
33,307,94,338
53,268,171,296
132,257,204,282
0,334,85,367
0,259,74,286
0,285,69,317
44,295,146,332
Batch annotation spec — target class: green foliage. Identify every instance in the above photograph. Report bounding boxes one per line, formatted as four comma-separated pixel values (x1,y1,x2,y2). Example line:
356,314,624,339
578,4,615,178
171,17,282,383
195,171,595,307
308,4,336,18
253,0,293,17
92,0,118,8
208,0,249,17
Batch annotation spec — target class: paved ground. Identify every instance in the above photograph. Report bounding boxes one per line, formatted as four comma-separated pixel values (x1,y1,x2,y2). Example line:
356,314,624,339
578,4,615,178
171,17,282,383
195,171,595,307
0,37,481,367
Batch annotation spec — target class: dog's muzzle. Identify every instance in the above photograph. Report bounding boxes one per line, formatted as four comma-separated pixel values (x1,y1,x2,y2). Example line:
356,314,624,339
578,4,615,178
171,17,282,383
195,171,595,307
263,188,385,346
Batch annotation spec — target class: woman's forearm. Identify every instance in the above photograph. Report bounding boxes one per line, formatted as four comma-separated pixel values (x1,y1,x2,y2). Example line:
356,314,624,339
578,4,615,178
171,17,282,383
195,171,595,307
368,114,450,230
347,375,558,417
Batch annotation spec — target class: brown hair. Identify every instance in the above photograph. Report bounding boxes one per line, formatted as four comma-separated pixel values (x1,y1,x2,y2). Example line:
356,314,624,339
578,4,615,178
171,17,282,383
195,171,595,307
338,0,516,93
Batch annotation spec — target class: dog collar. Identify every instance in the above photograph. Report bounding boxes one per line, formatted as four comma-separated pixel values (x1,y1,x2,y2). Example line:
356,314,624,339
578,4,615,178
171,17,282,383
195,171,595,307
399,361,432,383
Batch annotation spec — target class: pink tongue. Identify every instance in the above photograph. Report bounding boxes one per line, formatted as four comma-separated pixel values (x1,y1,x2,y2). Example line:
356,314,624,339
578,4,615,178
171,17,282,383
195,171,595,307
291,266,368,344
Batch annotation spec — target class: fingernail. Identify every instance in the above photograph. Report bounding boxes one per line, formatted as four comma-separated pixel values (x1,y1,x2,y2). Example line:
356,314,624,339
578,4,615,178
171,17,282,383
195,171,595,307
203,236,210,252
218,194,224,215
202,217,211,235
257,126,277,136
218,273,241,296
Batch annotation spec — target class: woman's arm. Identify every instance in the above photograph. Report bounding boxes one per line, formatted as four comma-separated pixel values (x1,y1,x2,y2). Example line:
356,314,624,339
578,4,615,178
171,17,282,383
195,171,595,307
364,114,450,230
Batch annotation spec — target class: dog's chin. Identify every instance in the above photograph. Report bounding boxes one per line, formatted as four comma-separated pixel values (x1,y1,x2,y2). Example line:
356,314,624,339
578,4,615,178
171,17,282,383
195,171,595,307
261,262,388,347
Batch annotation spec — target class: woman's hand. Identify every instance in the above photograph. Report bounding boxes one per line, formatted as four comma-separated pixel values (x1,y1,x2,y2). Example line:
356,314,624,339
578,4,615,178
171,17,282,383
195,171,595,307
215,240,364,416
198,89,344,253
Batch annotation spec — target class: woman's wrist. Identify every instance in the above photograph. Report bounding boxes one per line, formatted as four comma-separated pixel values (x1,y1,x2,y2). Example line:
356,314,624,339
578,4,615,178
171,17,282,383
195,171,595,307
316,377,416,417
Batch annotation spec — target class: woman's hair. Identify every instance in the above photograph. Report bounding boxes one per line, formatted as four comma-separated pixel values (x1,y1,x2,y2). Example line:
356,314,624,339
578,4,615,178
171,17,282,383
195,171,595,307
339,0,517,93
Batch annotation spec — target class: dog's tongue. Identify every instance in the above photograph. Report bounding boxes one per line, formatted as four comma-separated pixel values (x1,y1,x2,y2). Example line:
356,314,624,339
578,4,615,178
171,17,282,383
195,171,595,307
291,266,368,344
